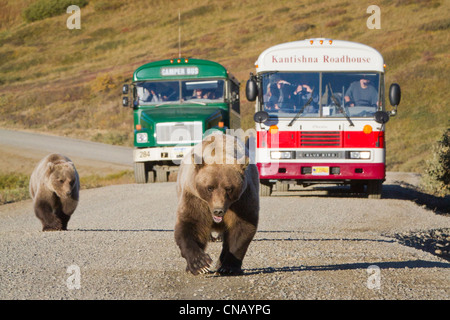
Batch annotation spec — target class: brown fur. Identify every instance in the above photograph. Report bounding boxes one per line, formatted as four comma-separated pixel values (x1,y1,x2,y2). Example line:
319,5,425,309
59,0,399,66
29,153,80,231
174,134,259,275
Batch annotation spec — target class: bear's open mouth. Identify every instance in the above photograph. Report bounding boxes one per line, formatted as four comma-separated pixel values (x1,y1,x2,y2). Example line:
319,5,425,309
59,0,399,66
213,215,223,223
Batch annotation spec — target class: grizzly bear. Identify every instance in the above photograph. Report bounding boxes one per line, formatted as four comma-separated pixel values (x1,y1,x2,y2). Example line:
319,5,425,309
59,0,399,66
174,133,259,275
29,153,80,231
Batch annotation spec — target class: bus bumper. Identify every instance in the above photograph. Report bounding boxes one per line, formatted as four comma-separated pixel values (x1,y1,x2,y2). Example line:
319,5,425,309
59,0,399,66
133,146,193,163
257,162,385,181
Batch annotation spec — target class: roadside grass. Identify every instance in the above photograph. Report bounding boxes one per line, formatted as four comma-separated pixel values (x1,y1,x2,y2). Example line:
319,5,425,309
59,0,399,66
0,170,134,205
0,0,449,174
0,172,29,204
80,169,134,189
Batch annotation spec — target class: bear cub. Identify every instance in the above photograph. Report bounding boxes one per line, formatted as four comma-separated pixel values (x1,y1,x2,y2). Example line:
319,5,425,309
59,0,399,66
175,133,259,275
29,153,80,231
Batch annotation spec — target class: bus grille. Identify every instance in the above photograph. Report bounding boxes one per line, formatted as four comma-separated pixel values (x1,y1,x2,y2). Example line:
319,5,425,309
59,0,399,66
300,131,341,147
156,121,203,144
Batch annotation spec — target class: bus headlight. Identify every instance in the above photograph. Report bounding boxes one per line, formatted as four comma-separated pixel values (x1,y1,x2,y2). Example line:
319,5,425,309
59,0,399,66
136,132,148,143
271,151,293,159
349,151,371,159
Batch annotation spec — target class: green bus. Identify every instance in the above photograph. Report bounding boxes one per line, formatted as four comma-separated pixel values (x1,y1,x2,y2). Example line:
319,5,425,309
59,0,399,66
122,58,241,183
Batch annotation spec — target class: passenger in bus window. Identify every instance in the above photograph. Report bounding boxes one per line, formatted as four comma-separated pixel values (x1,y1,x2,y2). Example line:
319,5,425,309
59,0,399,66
264,83,280,111
138,84,161,103
344,77,378,107
192,88,203,99
272,77,298,112
276,79,291,89
293,83,318,114
149,86,162,102
278,82,294,111
202,91,211,99
202,90,216,100
137,86,150,103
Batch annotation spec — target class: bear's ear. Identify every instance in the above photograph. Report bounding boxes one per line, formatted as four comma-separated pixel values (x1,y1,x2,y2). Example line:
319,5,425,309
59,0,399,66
238,155,250,174
191,151,204,171
47,162,55,172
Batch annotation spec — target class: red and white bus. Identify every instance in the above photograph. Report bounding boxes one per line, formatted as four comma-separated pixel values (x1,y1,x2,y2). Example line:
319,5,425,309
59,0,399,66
246,38,401,198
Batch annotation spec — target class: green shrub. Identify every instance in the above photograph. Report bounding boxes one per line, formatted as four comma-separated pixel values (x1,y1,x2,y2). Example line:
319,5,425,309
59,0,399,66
422,127,450,196
22,0,88,23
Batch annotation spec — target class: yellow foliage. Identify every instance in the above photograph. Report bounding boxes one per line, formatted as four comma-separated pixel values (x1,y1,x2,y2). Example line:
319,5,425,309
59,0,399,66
91,73,117,93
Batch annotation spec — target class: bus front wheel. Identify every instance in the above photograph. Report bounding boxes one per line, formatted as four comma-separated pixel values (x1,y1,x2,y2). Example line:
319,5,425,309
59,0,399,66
260,181,273,197
367,180,383,199
134,162,147,184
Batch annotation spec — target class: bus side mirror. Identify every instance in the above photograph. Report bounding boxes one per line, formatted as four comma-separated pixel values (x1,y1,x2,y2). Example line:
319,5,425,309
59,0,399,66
374,111,389,124
254,111,269,123
388,83,401,116
122,96,129,107
246,78,258,102
122,84,130,107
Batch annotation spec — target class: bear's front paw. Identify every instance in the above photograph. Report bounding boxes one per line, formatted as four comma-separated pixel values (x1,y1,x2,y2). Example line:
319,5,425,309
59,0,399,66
42,223,64,231
216,265,243,276
186,251,213,275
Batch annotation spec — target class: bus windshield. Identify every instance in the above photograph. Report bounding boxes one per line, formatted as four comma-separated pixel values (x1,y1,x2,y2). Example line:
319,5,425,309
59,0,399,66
136,80,224,105
136,81,179,104
182,80,224,103
261,72,381,118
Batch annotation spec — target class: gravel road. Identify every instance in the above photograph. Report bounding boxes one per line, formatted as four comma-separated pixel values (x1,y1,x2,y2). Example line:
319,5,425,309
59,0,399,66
0,129,449,302
0,181,449,301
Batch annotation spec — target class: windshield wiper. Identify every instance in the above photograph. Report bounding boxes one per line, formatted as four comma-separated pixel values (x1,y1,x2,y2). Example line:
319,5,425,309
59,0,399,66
329,83,354,127
288,88,315,127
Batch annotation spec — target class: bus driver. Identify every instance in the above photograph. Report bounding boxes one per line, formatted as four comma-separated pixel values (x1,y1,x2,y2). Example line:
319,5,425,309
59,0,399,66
344,76,378,107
